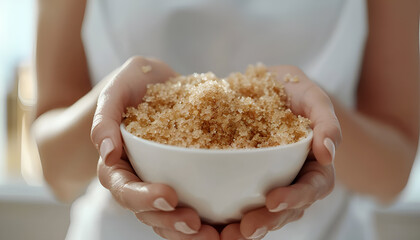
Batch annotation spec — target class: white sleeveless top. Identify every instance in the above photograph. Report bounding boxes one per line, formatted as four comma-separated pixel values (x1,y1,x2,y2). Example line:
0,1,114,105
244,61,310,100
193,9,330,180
67,1,368,239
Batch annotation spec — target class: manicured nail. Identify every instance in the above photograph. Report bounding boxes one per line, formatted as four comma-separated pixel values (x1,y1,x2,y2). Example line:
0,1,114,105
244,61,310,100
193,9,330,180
100,138,114,163
269,202,288,212
153,198,174,211
248,226,267,239
174,221,197,234
323,138,335,163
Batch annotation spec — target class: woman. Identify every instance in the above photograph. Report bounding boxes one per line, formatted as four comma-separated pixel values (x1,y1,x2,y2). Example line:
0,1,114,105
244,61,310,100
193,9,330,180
33,0,419,239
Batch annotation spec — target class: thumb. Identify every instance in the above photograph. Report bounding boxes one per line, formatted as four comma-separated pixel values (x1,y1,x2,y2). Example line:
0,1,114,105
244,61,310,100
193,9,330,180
90,58,140,165
91,83,127,165
91,114,123,166
90,56,176,165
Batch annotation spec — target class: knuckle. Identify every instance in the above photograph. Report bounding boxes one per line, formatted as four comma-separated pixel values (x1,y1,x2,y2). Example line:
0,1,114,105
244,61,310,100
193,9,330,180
309,168,334,199
304,85,330,107
149,183,173,197
302,161,325,176
313,117,341,143
111,179,139,209
284,65,302,73
152,227,166,239
200,225,219,239
310,170,328,188
295,209,305,221
136,213,152,225
325,164,335,178
314,118,337,132
126,56,147,66
90,114,104,141
323,117,341,139
146,57,164,65
334,124,343,146
299,167,331,200
266,187,290,208
282,209,304,224
111,181,129,206
323,167,336,195
176,207,198,218
302,84,323,105
97,163,110,188
302,203,313,209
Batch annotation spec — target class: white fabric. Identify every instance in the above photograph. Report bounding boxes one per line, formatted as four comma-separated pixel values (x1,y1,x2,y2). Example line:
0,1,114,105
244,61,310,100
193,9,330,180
70,0,369,239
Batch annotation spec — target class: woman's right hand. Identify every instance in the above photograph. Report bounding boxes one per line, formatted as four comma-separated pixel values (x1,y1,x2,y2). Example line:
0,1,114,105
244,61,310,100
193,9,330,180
91,57,220,240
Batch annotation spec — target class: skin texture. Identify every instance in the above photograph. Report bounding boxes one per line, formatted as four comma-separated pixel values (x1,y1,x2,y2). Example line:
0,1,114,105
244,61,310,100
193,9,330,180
334,0,420,202
34,0,97,201
91,61,340,240
33,0,419,239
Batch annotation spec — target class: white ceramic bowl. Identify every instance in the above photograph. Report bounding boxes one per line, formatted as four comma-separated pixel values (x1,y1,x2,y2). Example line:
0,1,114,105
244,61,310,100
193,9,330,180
121,124,313,224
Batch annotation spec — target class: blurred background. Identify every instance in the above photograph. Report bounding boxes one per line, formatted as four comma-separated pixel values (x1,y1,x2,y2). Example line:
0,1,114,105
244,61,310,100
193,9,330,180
0,1,419,240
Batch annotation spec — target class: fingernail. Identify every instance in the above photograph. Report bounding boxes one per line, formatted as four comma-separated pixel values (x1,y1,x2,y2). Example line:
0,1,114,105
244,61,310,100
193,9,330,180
174,221,198,234
323,138,335,163
248,226,267,239
153,197,174,211
269,202,288,212
100,138,114,163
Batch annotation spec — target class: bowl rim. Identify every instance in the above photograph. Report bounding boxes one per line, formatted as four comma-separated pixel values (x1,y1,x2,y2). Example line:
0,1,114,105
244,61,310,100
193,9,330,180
120,123,313,154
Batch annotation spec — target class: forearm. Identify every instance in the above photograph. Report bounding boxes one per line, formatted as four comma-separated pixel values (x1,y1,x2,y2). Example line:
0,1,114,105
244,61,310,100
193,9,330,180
335,0,420,204
35,0,93,202
334,100,417,203
36,0,90,116
33,83,105,202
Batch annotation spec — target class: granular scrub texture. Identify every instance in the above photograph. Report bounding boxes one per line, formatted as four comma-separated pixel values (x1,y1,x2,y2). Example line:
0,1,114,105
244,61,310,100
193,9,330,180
123,64,310,149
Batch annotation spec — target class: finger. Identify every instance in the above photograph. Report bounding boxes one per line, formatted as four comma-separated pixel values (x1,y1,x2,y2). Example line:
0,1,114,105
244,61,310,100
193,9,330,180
287,77,341,165
270,209,304,231
240,207,304,239
269,66,342,165
153,225,220,240
97,156,178,212
91,56,176,165
266,160,335,212
136,208,201,235
220,224,247,240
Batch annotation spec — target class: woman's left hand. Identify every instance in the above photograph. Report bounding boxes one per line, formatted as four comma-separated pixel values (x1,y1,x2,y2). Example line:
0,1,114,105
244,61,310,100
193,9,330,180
221,66,341,239
221,159,335,239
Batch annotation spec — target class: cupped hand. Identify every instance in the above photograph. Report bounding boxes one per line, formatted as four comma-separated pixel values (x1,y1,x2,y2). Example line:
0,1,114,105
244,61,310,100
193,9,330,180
221,65,341,239
91,56,219,240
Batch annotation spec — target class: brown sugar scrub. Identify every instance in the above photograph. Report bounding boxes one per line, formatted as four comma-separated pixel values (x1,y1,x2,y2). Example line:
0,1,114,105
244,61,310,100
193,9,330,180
123,64,310,149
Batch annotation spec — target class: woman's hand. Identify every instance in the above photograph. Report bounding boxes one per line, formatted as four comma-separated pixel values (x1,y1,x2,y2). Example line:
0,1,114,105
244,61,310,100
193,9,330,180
221,66,341,239
91,57,220,240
